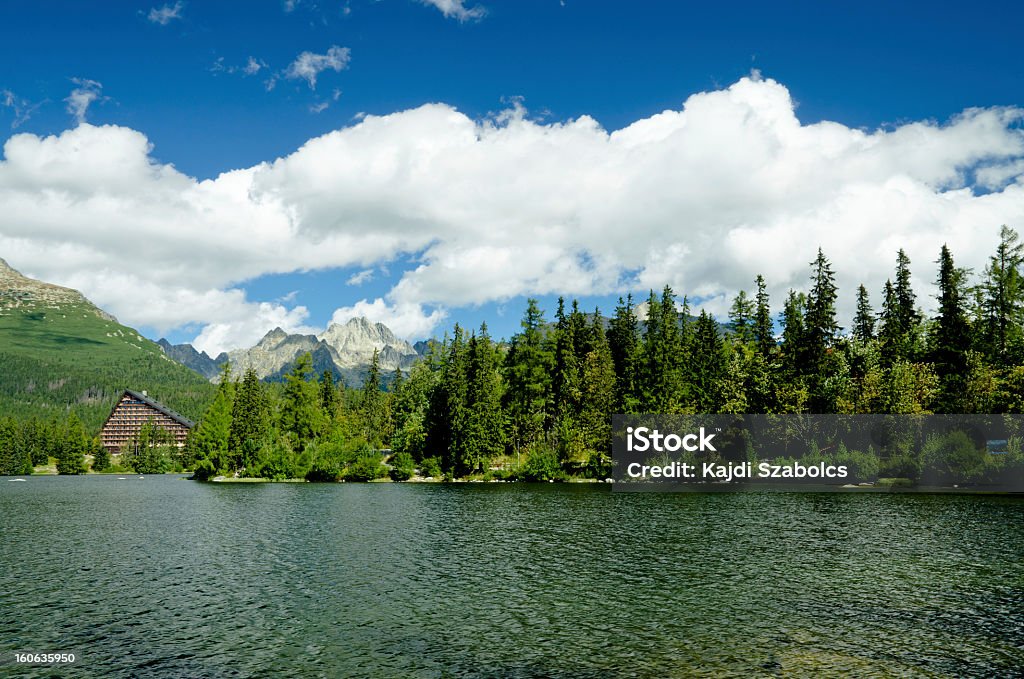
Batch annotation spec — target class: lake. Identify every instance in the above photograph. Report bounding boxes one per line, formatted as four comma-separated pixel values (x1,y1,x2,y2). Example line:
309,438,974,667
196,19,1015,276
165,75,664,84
1,476,1022,677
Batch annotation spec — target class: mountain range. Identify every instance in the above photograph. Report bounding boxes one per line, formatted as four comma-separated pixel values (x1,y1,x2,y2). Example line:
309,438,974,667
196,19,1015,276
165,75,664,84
158,317,425,386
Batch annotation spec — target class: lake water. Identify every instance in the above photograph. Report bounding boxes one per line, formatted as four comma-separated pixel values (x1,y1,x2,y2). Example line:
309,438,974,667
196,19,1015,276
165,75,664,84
1,476,1022,677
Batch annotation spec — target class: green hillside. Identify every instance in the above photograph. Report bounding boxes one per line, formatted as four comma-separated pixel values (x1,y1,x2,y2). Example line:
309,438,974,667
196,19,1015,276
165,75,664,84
0,299,215,433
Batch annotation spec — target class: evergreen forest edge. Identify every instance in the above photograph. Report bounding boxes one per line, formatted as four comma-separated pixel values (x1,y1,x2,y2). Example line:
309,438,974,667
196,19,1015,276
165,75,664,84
4,226,1024,486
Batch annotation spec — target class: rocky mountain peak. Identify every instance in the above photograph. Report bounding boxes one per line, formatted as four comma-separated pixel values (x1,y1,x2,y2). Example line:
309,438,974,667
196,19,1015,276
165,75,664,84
318,316,414,359
0,256,115,321
258,327,290,346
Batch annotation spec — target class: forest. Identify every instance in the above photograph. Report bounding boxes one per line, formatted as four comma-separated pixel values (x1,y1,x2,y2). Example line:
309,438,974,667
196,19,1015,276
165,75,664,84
2,226,1023,484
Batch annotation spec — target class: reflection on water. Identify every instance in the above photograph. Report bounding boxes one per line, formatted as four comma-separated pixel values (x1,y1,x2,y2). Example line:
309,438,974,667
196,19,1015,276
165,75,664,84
1,476,1022,677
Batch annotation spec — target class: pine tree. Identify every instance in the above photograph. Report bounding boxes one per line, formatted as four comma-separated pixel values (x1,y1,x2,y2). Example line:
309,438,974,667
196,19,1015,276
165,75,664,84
579,312,615,467
804,248,840,366
227,368,269,472
690,311,726,412
360,349,387,446
640,287,684,412
389,356,439,461
879,249,923,364
91,441,111,472
804,248,841,411
503,301,553,456
753,275,774,356
463,324,504,474
929,245,972,412
780,289,806,377
56,412,87,475
853,285,875,342
190,362,235,475
607,295,640,413
878,279,901,365
552,297,581,423
319,370,339,419
281,352,322,450
728,289,755,344
979,225,1024,366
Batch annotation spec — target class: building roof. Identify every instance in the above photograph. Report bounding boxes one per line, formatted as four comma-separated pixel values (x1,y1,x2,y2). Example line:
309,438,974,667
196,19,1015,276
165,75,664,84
121,389,196,428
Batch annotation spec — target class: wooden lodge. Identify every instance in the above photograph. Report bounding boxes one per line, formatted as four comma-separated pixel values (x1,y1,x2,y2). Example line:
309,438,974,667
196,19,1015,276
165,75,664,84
100,390,195,452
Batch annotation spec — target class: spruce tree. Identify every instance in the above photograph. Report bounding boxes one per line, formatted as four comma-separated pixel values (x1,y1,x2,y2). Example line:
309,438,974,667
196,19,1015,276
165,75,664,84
360,349,387,446
878,279,901,365
463,324,504,474
281,353,322,450
780,289,806,377
804,248,840,365
319,370,338,419
56,412,87,475
728,289,755,344
227,368,269,472
753,275,774,356
190,362,235,475
979,225,1023,366
853,285,875,342
641,287,684,412
880,249,923,364
929,244,972,412
689,311,726,413
579,312,616,467
552,297,581,423
607,295,640,413
503,300,553,456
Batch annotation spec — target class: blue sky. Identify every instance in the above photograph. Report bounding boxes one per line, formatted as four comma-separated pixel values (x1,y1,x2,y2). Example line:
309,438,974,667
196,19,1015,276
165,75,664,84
1,1,1022,353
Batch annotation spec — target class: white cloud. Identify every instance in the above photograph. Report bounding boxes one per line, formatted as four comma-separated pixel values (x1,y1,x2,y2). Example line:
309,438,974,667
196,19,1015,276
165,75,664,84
243,56,267,76
147,1,184,25
284,46,351,90
347,268,374,285
419,0,485,21
1,89,43,129
64,79,103,124
310,101,329,114
2,76,1023,355
213,56,268,77
330,298,447,339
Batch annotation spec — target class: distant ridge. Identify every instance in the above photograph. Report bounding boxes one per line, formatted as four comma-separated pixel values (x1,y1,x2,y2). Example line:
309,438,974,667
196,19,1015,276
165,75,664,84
0,257,215,429
159,317,426,387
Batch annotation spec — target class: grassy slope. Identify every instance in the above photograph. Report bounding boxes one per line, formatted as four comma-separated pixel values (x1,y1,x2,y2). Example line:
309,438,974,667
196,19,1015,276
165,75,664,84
0,301,215,432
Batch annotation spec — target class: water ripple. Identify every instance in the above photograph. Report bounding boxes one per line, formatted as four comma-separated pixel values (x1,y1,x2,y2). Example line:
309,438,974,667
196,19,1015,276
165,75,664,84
1,477,1022,677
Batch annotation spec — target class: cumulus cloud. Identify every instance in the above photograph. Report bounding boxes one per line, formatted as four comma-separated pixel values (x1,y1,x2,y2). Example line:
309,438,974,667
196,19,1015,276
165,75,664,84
284,46,351,89
147,1,184,25
1,76,1023,355
330,298,448,339
64,79,103,124
419,0,486,21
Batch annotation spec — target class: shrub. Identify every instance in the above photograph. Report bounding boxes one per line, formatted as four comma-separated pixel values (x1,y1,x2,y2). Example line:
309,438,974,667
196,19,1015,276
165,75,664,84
521,446,565,482
345,454,388,482
419,456,442,478
389,452,415,481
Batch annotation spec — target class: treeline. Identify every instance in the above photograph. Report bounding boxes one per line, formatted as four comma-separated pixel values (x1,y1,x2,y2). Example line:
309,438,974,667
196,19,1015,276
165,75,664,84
0,352,214,430
180,225,1024,483
0,413,103,475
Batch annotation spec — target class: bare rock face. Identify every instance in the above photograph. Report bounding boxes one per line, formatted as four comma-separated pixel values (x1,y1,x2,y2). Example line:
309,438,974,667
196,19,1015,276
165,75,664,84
317,317,419,370
225,328,333,380
0,257,116,321
219,316,420,381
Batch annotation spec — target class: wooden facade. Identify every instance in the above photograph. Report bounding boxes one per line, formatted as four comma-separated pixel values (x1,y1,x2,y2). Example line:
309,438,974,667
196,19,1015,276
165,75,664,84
100,390,195,452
